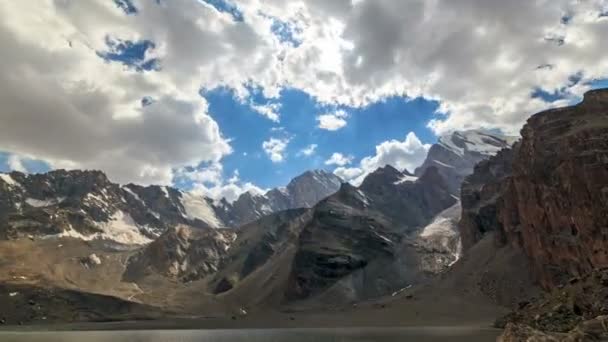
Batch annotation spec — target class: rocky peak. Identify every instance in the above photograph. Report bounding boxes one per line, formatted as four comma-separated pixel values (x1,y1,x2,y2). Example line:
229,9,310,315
281,169,342,208
0,169,223,244
216,169,342,227
415,129,517,194
359,165,404,189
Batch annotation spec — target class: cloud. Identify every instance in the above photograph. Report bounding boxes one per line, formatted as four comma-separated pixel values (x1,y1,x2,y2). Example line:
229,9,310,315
196,182,265,203
324,152,353,166
250,102,281,122
243,0,608,135
2,0,608,189
333,166,363,182
298,144,318,157
316,110,349,131
262,137,290,162
7,155,27,173
333,132,430,185
179,165,265,203
0,1,247,185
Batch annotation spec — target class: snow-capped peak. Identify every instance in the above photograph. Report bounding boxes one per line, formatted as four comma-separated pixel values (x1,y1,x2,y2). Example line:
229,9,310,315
438,130,516,157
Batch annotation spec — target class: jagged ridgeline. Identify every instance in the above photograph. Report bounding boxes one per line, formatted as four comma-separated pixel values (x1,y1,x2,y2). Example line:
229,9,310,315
0,126,522,324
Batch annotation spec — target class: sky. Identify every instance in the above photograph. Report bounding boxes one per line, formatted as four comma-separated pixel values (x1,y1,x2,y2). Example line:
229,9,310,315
0,0,607,202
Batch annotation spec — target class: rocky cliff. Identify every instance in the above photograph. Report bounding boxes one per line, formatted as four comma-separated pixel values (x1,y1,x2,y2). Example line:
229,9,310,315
459,88,608,290
284,165,458,302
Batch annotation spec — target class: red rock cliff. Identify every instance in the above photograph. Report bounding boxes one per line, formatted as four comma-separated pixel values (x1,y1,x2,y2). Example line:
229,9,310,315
460,88,608,289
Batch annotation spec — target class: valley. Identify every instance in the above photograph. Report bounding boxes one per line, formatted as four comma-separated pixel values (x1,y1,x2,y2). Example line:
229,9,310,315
0,89,607,341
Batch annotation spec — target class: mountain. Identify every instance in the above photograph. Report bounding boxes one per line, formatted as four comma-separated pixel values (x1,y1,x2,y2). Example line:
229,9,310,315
0,170,224,245
0,168,342,245
123,225,236,283
156,165,457,305
215,169,342,227
0,127,538,325
415,130,517,194
456,89,608,336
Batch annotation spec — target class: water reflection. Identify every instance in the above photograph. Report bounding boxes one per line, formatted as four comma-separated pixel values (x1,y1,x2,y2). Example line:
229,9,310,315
0,327,500,342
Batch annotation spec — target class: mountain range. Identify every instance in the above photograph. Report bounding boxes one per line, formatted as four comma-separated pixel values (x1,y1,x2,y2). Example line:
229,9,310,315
0,169,341,244
1,90,606,340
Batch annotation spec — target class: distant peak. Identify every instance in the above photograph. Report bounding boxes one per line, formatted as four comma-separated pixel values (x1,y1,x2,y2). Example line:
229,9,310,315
438,129,516,157
359,164,403,187
301,169,330,177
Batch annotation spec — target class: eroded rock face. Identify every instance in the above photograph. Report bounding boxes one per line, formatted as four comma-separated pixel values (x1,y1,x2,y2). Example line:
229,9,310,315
459,147,517,250
500,89,608,289
286,166,458,301
123,225,236,282
459,89,608,290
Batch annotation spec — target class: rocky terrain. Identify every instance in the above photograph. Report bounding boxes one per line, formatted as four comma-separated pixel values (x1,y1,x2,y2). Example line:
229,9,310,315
0,169,342,246
214,170,342,227
123,225,237,283
415,130,517,195
0,170,223,244
0,117,582,332
458,89,608,339
123,164,462,307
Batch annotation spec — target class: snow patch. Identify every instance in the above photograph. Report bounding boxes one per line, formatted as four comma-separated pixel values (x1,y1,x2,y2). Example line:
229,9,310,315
57,211,152,245
122,186,145,205
260,204,272,214
161,186,170,199
372,231,393,244
438,130,515,157
180,191,222,228
85,193,106,205
0,174,20,187
355,189,369,206
25,197,65,207
394,174,418,184
432,160,455,168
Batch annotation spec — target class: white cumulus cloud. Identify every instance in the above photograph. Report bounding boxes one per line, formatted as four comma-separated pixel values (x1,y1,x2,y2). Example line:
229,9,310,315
7,155,27,173
317,110,349,131
299,144,318,157
325,152,353,166
262,137,290,162
250,102,281,122
333,132,430,185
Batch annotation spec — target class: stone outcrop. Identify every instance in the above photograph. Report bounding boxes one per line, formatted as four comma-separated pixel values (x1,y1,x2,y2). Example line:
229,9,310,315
459,89,608,290
286,166,458,301
459,147,517,250
497,89,608,289
123,225,236,282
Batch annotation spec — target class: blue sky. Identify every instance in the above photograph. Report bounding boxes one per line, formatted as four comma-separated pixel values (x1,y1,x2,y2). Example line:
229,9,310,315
1,0,607,200
4,77,606,189
202,88,440,188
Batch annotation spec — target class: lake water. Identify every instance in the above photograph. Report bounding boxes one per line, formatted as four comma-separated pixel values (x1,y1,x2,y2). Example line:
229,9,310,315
0,327,500,341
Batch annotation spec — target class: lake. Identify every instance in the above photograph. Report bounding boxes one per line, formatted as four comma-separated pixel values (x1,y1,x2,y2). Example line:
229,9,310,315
0,327,501,341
